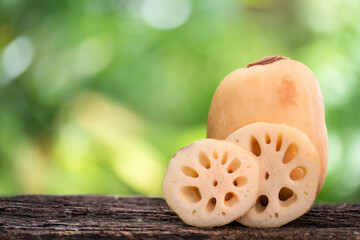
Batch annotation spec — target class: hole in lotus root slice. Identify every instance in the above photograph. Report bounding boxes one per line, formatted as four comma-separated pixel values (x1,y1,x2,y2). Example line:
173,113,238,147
283,143,298,164
279,192,298,207
233,176,247,187
276,134,283,151
213,150,219,159
265,133,271,144
265,172,269,180
290,166,306,181
278,187,294,201
181,166,199,178
181,186,202,203
199,151,211,169
221,151,228,165
254,195,269,212
250,136,261,156
227,158,241,173
224,192,239,207
206,198,216,212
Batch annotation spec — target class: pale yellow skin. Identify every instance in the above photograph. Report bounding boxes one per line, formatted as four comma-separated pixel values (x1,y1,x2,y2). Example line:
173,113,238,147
207,58,328,193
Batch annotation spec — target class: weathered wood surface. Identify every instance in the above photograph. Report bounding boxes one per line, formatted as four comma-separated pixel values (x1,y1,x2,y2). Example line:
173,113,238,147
0,195,359,239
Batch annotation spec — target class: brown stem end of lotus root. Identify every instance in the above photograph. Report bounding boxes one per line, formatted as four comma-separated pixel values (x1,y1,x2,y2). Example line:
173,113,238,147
247,56,289,68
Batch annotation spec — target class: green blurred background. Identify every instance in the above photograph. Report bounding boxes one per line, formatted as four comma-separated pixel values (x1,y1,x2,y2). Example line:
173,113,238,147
0,0,359,203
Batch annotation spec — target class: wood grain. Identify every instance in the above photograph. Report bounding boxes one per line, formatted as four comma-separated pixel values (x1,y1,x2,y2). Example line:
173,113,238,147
0,195,359,239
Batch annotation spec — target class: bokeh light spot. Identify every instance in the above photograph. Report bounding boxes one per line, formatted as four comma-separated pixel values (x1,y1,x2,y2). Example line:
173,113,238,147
34,55,69,97
73,36,112,80
55,124,91,170
141,0,192,30
1,36,33,85
316,62,356,107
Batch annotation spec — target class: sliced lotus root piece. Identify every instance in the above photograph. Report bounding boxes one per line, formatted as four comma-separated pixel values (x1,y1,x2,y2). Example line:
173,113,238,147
162,139,260,227
226,122,321,228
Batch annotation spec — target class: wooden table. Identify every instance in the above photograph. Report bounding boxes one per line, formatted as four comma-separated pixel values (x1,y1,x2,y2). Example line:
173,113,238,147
0,195,359,239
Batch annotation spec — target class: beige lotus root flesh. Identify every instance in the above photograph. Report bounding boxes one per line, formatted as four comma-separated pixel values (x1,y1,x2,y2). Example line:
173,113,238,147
226,123,320,228
162,139,260,227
